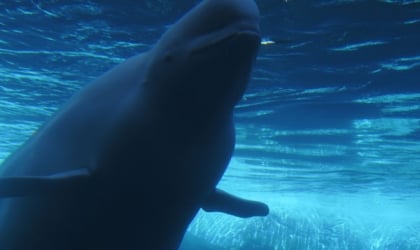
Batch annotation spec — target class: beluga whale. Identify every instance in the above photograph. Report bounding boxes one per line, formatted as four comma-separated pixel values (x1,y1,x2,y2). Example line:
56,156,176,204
0,0,268,249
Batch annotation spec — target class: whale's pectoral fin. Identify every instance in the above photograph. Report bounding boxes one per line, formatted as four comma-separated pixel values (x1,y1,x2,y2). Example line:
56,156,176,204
201,188,269,218
0,169,91,197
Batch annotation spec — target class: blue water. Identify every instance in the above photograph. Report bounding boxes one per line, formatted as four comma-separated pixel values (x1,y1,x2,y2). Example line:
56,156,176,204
1,1,419,249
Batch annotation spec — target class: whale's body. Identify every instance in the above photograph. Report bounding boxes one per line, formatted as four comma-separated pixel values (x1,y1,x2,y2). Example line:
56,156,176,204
0,0,268,249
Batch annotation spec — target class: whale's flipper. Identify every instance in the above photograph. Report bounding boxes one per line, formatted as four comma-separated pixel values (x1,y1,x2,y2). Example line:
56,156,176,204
0,169,90,197
202,188,269,218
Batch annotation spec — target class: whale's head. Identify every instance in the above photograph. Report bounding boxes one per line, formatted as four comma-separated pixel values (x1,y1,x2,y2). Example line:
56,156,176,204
145,0,260,120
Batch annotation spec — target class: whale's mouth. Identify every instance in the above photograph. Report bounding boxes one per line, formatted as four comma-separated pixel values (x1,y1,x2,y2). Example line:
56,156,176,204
190,32,260,56
189,23,260,55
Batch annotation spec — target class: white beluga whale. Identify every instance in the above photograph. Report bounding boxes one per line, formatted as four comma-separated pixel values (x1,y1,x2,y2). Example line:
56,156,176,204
0,0,268,249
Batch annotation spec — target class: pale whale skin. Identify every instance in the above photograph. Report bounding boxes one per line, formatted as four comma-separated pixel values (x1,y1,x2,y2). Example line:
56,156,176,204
0,0,268,249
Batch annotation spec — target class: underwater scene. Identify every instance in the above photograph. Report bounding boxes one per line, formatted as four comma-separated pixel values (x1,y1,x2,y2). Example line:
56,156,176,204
0,0,419,249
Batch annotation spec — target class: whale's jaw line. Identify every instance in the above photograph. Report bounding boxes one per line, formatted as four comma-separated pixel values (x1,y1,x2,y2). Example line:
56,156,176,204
190,30,260,56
